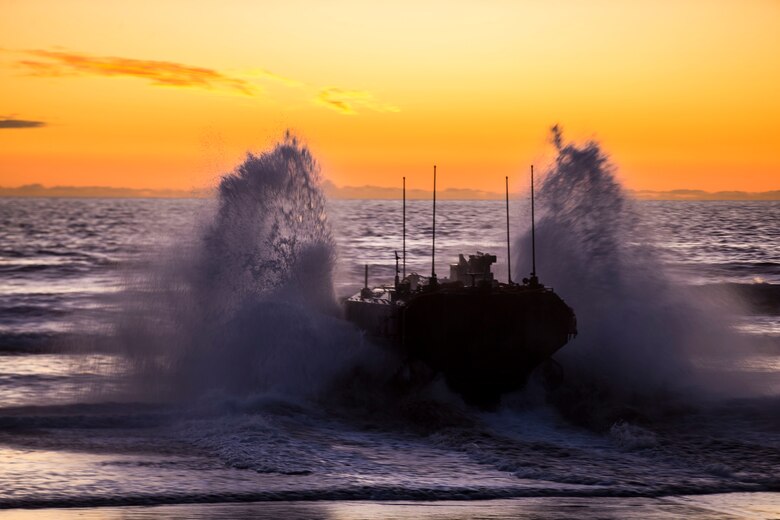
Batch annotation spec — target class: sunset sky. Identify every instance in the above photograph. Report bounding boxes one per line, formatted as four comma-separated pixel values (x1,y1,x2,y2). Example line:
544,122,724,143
1,0,778,194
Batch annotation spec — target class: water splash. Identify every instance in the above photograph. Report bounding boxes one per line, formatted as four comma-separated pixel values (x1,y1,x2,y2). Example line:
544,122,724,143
201,133,338,314
113,133,365,401
515,126,762,404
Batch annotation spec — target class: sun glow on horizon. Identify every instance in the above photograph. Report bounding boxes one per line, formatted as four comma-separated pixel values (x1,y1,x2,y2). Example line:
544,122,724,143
1,0,778,195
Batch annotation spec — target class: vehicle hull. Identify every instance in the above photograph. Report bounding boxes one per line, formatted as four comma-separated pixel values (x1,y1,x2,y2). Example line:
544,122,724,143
344,286,576,405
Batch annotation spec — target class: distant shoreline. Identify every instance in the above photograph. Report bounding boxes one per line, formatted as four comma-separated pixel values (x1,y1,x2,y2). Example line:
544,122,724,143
1,183,778,201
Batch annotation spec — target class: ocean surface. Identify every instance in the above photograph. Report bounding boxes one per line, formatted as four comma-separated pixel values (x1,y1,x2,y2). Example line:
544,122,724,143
0,193,778,518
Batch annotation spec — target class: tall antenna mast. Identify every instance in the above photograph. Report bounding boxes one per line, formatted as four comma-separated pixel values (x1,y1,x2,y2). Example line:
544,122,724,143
505,176,512,284
431,165,437,281
531,165,536,279
402,176,406,279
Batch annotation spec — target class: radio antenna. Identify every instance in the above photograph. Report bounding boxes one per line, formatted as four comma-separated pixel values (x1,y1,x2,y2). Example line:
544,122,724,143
431,165,437,282
531,165,537,279
402,176,406,279
505,176,512,284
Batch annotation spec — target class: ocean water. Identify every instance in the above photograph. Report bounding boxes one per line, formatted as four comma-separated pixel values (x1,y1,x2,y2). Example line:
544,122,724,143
0,195,778,516
0,140,778,517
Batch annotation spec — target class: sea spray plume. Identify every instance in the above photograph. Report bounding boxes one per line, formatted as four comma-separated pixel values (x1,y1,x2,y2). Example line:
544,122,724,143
200,132,337,314
115,133,364,400
515,126,755,408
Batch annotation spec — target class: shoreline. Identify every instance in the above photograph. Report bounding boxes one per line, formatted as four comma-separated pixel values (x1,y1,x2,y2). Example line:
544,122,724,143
2,493,778,519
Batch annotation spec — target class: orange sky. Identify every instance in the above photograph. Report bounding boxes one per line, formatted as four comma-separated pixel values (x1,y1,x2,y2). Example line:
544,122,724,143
1,0,778,194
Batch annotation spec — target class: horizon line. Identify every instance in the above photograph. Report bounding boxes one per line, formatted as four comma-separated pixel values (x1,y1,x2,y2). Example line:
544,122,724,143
1,183,779,201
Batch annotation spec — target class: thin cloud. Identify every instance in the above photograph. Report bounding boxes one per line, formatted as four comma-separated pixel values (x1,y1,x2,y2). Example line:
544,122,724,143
316,87,399,115
245,68,305,87
0,117,46,129
12,49,399,115
18,50,254,95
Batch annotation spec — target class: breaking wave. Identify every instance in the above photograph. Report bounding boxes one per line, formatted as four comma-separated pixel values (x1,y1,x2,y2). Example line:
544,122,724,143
514,126,769,412
111,133,368,401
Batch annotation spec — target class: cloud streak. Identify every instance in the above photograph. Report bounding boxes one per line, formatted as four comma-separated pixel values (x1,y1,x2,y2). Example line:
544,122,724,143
244,68,305,88
13,49,399,115
316,87,399,115
18,50,254,95
0,117,46,129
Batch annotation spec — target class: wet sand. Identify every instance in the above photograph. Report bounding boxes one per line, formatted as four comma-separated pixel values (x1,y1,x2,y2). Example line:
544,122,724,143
2,493,779,519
